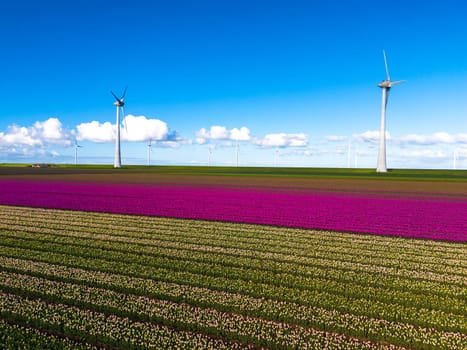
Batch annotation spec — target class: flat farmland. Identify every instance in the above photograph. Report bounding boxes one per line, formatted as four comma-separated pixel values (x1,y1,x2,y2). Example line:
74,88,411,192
0,166,465,241
0,166,466,349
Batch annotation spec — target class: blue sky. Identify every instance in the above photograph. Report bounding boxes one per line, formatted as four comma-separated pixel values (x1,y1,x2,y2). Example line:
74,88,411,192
1,0,467,168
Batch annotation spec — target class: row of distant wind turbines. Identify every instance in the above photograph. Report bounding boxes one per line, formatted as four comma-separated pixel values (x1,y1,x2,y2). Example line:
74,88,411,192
73,51,457,170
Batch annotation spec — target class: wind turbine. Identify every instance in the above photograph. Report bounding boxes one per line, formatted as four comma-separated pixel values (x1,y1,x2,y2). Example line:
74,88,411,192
376,51,404,173
274,148,279,167
354,145,359,168
235,141,239,167
208,145,213,166
347,139,352,168
74,140,82,166
147,139,152,166
111,86,127,168
453,148,458,169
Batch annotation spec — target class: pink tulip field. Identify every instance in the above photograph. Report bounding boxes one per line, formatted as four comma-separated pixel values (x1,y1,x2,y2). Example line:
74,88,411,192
0,178,465,241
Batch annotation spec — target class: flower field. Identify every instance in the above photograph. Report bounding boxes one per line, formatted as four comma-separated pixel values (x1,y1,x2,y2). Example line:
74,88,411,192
0,205,466,349
0,178,465,241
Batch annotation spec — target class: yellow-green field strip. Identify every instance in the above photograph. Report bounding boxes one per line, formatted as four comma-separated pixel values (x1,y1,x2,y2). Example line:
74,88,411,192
0,205,465,349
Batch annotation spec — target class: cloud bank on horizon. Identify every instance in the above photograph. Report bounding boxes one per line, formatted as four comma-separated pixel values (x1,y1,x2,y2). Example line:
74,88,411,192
1,116,467,168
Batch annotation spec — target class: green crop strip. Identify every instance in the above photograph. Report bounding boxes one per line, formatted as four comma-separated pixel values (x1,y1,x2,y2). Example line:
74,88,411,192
2,164,467,181
1,229,465,313
0,320,98,350
0,205,465,349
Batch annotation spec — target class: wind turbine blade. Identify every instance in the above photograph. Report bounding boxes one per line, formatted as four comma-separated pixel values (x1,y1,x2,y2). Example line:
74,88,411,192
383,50,390,81
121,86,128,100
122,106,128,133
110,91,120,101
389,80,405,87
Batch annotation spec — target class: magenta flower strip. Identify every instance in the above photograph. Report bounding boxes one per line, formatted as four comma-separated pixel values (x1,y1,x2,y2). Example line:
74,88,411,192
0,179,465,242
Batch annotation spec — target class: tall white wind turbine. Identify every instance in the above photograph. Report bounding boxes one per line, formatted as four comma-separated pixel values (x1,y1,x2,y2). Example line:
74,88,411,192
376,51,404,172
111,87,127,168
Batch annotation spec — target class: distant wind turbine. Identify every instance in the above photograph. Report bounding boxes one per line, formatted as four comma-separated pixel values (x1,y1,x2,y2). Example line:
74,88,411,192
376,51,404,173
354,145,359,168
274,148,279,167
74,140,82,166
347,139,352,168
147,139,152,166
208,145,213,166
111,86,127,168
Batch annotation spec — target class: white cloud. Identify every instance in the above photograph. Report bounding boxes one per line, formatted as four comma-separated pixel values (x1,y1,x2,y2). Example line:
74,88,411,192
396,132,467,145
122,115,169,142
195,128,209,144
77,115,172,143
0,118,73,148
77,121,115,142
325,135,346,142
158,131,192,148
253,133,308,148
210,125,230,139
281,148,313,157
195,125,250,144
397,149,447,159
230,127,251,141
41,118,74,146
0,125,41,147
351,131,467,146
353,130,391,143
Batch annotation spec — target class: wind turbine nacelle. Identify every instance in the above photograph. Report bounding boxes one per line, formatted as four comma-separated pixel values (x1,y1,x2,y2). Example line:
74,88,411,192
378,80,405,88
378,80,392,88
114,101,124,107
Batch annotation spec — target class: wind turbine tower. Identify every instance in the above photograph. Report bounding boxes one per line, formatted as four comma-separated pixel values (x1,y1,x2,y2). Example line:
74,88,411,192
111,87,127,168
147,139,152,166
453,149,458,170
74,140,82,166
208,146,213,166
347,139,352,168
376,51,404,172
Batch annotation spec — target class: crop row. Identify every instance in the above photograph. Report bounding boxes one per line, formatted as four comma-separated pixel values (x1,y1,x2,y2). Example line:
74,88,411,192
0,239,464,334
2,225,464,301
2,229,465,314
0,320,100,350
1,216,465,275
1,205,464,256
1,207,466,285
0,273,422,350
0,205,465,348
0,258,465,350
2,208,466,285
0,293,251,350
